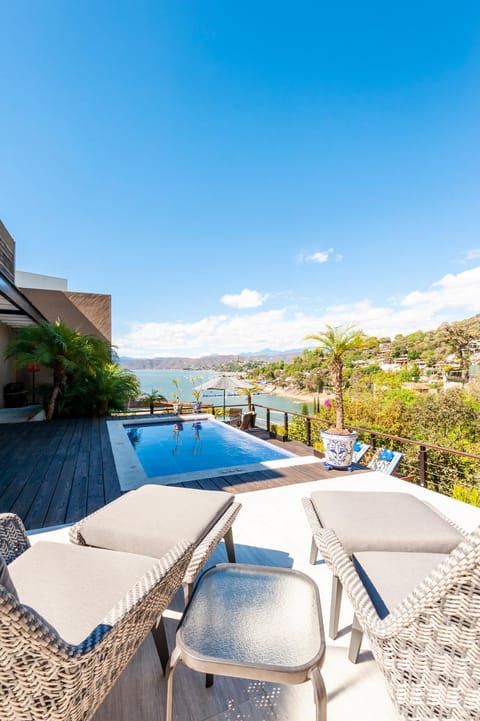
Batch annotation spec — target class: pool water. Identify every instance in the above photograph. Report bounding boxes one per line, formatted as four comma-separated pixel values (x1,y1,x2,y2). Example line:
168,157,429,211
126,419,294,478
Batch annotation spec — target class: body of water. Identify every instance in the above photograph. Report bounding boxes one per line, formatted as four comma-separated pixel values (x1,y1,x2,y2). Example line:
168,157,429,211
132,369,310,419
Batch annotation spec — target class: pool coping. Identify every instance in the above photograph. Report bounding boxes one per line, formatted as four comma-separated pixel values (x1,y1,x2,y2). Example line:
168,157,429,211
107,414,322,491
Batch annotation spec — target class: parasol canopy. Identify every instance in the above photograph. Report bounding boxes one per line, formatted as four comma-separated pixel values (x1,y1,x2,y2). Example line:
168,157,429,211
195,375,253,417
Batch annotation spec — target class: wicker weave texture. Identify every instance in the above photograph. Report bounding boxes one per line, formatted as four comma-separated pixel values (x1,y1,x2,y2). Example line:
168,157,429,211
183,501,241,584
0,513,31,564
70,499,242,587
0,514,193,721
321,527,480,720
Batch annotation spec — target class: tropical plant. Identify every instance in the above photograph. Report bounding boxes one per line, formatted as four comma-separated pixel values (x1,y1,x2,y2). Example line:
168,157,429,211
304,324,365,432
5,320,111,420
61,362,140,417
236,384,257,412
140,388,166,415
171,378,182,402
189,376,203,403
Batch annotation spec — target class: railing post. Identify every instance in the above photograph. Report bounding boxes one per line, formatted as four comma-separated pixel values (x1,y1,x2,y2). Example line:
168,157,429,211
419,446,427,487
266,408,270,433
370,432,376,448
306,418,312,447
284,412,289,440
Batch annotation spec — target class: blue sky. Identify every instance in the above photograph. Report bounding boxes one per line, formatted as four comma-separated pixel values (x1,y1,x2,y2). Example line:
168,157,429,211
1,1,480,357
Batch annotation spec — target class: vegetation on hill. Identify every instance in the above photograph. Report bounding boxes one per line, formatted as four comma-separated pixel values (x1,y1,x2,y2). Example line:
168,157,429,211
248,315,480,457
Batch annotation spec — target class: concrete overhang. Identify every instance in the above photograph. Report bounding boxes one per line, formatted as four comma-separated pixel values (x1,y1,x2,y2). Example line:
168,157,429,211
0,270,47,328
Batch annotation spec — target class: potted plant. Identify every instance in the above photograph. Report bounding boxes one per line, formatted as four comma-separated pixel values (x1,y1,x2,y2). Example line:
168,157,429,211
172,378,183,414
304,324,364,470
192,388,202,413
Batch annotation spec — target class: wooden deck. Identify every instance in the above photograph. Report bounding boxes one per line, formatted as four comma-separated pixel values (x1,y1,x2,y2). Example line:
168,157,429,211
0,418,350,531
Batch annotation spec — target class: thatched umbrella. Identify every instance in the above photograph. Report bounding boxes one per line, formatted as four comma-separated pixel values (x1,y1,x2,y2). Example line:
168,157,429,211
195,375,253,417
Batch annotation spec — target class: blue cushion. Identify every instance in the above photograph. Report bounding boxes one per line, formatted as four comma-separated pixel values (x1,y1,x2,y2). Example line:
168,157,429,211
378,449,394,461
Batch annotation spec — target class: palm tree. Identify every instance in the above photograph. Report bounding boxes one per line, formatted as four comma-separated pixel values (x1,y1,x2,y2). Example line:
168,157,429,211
304,324,364,431
140,388,166,414
5,320,111,420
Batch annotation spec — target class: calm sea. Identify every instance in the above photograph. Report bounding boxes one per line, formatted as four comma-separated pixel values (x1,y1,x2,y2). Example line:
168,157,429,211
132,369,310,420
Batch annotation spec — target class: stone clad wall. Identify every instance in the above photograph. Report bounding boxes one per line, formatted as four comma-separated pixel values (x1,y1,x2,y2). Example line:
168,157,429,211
0,220,15,282
19,288,111,343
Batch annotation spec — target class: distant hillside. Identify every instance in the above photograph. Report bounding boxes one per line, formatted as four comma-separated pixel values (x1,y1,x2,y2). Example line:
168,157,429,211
118,349,302,370
119,316,480,372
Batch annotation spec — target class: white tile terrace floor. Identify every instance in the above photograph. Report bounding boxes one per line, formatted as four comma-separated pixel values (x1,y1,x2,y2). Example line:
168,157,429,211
31,472,480,721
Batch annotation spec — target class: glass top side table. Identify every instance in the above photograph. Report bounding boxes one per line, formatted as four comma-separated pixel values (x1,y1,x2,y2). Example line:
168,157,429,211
165,563,326,721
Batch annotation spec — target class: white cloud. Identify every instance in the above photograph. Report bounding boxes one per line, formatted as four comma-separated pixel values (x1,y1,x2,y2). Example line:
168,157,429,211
115,265,480,357
454,248,480,265
306,248,334,264
401,266,480,315
220,288,269,308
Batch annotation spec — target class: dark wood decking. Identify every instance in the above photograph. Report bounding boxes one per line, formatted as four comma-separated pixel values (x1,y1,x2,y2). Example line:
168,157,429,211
0,418,350,530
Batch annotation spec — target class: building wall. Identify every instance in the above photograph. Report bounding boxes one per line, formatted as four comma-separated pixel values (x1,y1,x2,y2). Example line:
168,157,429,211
0,324,16,408
19,287,112,343
0,221,15,283
16,270,68,291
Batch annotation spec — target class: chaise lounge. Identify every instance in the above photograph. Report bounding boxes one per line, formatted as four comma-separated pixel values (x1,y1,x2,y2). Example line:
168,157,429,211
320,523,480,719
303,490,465,640
70,484,242,603
0,512,193,721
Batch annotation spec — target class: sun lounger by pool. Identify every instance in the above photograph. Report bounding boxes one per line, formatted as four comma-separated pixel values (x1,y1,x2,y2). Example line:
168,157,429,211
0,512,192,721
70,484,241,603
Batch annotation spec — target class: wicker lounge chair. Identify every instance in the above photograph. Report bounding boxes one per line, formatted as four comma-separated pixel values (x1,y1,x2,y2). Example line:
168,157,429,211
303,491,465,640
0,512,193,721
70,484,241,603
320,525,480,720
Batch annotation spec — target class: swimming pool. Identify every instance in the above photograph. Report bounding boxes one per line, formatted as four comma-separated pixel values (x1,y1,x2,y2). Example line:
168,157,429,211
126,418,294,477
107,414,320,490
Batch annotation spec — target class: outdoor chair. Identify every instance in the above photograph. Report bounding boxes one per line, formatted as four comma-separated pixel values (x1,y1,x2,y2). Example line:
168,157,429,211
320,525,480,720
0,512,193,721
227,407,242,427
352,441,370,464
240,411,255,430
303,491,465,640
366,447,403,475
70,484,242,603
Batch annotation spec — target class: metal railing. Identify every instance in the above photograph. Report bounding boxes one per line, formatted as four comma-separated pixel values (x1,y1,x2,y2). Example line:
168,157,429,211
252,403,480,503
115,400,480,504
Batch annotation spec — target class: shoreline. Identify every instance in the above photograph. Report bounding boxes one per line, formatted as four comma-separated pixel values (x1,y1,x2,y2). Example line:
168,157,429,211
267,386,332,404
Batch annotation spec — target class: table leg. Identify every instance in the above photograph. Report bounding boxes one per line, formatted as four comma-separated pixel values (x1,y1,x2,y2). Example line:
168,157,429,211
311,667,327,721
165,646,182,721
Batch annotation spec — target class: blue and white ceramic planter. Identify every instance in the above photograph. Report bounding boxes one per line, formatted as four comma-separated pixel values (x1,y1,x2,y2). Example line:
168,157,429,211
320,429,358,470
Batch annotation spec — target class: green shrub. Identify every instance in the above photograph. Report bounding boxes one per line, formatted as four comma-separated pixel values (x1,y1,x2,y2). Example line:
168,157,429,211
451,484,480,508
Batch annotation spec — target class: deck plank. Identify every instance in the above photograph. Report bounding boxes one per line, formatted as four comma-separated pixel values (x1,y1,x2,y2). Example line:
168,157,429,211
0,418,347,530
